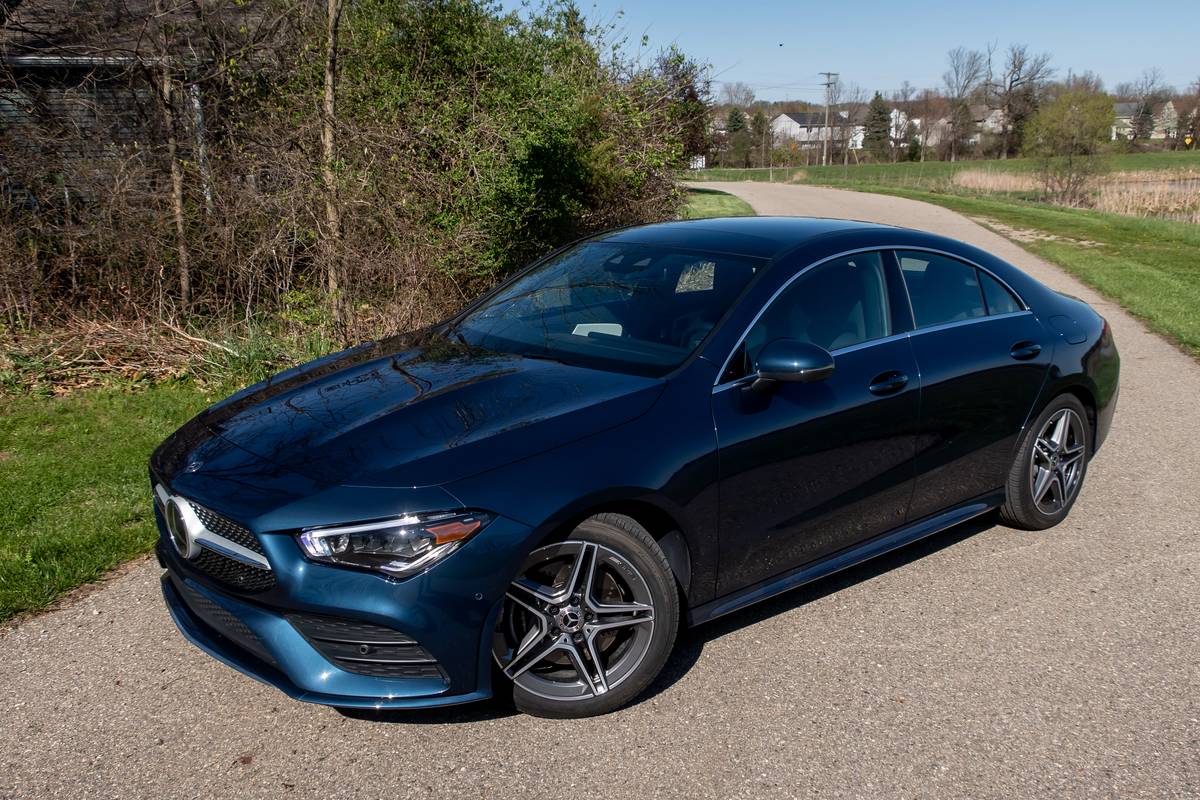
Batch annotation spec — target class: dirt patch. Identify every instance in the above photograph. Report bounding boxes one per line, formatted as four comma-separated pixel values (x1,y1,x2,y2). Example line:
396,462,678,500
967,216,1103,248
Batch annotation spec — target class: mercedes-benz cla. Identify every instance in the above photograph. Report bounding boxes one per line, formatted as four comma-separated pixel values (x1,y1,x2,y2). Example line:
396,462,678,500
152,217,1119,717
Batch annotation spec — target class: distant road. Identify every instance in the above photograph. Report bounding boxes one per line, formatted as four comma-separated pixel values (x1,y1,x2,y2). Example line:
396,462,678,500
2,182,1197,799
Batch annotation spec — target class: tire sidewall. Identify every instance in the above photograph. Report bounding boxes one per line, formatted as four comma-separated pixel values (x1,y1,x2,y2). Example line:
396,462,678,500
1009,394,1091,528
509,514,679,718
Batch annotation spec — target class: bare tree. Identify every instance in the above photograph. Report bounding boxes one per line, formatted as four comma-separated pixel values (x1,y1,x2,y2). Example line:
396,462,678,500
1117,68,1171,141
890,80,916,160
1067,70,1105,94
719,81,755,108
942,47,986,161
912,88,944,162
989,44,1053,159
0,0,22,26
321,0,344,320
830,81,866,166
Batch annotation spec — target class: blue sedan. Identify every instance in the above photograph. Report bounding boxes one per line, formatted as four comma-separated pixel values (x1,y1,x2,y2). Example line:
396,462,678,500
151,217,1119,717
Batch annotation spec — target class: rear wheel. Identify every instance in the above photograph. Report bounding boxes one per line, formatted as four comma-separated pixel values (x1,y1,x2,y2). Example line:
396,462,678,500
1001,394,1091,530
492,514,678,718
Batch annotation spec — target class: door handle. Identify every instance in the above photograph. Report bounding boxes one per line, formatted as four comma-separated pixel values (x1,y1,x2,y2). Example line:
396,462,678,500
868,371,909,396
1010,341,1043,360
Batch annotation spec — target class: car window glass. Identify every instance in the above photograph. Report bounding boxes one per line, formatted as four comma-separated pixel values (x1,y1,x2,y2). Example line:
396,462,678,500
898,251,986,328
980,271,1022,315
455,242,761,377
739,251,891,374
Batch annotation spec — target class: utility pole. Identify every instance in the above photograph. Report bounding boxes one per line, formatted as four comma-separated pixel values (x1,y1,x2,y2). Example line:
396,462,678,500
820,71,838,167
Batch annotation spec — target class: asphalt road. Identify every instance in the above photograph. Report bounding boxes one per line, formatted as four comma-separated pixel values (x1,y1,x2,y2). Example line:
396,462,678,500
3,183,1197,799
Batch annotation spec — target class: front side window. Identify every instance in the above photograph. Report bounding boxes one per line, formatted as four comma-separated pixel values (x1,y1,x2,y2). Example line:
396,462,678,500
898,251,987,328
725,251,892,380
452,241,761,377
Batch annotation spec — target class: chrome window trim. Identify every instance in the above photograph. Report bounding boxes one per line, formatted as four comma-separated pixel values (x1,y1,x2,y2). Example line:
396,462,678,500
906,309,1033,338
894,246,1030,313
710,309,1035,395
712,244,1030,387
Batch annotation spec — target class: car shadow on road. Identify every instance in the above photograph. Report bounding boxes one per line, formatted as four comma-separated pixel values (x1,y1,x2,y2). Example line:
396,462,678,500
338,512,1000,725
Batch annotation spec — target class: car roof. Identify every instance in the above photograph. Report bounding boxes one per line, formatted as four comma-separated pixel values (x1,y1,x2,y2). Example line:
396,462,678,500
596,216,892,260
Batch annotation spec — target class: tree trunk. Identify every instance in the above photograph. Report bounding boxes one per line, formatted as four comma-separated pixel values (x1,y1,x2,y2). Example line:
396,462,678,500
160,69,191,314
321,0,345,321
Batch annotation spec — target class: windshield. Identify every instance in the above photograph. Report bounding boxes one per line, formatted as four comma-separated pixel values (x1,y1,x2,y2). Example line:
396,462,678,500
452,241,763,376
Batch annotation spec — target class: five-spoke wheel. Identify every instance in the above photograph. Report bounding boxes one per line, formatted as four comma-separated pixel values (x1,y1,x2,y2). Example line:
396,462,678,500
1001,393,1092,530
492,514,678,717
1029,407,1087,514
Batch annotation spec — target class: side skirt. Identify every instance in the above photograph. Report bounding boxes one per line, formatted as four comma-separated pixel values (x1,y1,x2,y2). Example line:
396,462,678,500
687,492,1004,626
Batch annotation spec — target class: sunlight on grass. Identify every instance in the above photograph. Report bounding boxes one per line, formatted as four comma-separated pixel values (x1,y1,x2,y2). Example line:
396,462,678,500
683,187,756,219
0,384,214,620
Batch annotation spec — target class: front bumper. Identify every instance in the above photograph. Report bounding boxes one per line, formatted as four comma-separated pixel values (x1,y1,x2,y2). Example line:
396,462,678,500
156,509,535,709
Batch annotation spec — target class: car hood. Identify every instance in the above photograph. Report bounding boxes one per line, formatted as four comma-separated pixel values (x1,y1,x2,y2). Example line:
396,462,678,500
185,330,664,488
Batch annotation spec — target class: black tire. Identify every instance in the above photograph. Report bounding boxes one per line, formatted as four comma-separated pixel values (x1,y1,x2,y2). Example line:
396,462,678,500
493,513,679,718
1000,393,1091,530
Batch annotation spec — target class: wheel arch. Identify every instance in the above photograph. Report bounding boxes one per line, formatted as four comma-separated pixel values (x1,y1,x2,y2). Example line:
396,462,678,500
529,494,695,603
1048,380,1099,452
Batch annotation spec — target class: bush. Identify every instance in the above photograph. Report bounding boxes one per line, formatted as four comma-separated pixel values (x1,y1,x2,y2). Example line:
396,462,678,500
0,0,707,343
1023,89,1115,204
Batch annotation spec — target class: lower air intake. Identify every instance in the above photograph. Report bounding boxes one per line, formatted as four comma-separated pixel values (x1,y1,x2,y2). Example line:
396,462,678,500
287,613,447,682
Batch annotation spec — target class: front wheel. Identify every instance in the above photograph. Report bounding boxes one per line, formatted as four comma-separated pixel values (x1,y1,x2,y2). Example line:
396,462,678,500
491,514,679,718
1001,394,1091,530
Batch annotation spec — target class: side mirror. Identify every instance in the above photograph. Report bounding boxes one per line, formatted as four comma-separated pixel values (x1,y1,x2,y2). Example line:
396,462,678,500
752,339,834,391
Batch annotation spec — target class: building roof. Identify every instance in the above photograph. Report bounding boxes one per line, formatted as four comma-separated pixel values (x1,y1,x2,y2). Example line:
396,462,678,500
775,111,826,127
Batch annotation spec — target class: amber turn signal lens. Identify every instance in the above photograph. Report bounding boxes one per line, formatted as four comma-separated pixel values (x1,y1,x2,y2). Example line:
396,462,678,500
426,518,483,545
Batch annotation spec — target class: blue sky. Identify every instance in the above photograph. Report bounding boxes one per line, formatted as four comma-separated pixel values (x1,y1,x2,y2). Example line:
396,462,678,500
555,0,1199,101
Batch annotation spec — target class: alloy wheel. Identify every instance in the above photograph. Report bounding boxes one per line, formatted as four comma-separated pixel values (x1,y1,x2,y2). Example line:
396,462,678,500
493,540,656,702
1029,407,1087,515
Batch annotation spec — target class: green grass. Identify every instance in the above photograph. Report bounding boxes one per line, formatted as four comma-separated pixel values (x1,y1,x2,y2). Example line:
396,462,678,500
682,187,756,219
0,384,214,621
690,150,1200,187
843,186,1200,357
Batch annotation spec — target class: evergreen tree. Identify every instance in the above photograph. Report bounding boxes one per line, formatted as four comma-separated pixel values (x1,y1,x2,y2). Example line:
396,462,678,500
726,107,746,133
863,92,892,160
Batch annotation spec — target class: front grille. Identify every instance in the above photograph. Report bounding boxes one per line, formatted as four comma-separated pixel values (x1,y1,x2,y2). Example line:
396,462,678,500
288,613,447,682
192,547,276,593
189,503,264,555
172,577,279,668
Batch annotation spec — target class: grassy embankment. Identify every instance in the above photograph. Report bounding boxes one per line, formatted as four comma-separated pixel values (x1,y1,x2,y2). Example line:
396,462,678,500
690,153,1200,359
0,385,214,621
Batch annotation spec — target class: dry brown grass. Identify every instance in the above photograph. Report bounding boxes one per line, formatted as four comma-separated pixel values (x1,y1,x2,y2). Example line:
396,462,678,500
952,167,1200,224
1,317,214,393
952,169,1039,193
1094,171,1200,223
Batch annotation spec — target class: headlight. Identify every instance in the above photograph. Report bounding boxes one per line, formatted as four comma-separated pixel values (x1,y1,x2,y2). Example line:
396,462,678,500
297,511,491,577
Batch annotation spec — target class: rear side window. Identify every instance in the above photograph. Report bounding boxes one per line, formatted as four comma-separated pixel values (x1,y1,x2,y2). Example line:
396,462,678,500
898,251,985,328
980,271,1022,315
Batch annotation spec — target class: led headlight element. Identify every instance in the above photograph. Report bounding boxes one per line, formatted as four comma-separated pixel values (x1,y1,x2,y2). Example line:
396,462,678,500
297,511,491,577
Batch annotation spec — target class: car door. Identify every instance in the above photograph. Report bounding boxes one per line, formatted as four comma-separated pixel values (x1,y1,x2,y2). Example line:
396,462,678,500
895,249,1052,520
712,250,921,596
